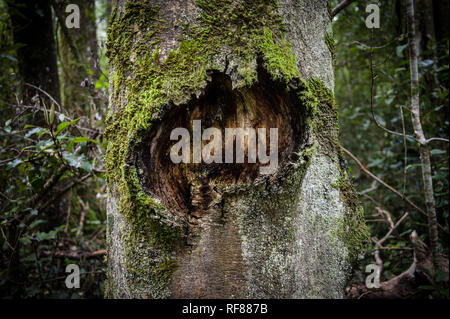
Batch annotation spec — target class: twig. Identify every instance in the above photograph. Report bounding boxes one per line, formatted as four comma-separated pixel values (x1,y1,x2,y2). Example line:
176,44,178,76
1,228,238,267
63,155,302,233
331,0,356,17
368,29,417,141
0,226,14,250
39,270,105,283
341,146,448,234
400,105,408,195
375,207,394,230
37,174,91,211
40,249,106,260
16,103,99,135
24,83,61,112
360,180,378,195
426,137,449,144
370,246,413,251
379,212,409,245
76,200,88,237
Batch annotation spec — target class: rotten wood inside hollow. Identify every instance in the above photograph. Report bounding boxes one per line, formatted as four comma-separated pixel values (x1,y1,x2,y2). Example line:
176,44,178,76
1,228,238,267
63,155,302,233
136,69,306,221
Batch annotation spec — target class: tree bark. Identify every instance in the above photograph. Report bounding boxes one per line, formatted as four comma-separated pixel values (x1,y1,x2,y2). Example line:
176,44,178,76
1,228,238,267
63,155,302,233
105,0,367,299
406,0,441,272
56,0,99,118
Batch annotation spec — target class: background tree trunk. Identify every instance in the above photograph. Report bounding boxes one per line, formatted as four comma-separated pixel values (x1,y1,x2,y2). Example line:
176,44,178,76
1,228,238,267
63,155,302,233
407,0,441,272
5,0,61,296
56,0,99,119
7,0,60,104
105,0,368,299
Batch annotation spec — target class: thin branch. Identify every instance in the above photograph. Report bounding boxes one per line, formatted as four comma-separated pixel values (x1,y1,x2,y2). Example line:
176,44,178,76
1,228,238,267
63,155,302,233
15,102,100,135
426,137,449,144
341,146,448,234
368,30,417,141
24,83,61,112
375,207,395,230
331,0,356,17
368,244,413,253
76,199,88,237
379,212,409,245
370,210,408,281
375,246,413,251
400,105,408,195
348,35,402,50
0,226,14,250
40,249,106,260
37,174,91,211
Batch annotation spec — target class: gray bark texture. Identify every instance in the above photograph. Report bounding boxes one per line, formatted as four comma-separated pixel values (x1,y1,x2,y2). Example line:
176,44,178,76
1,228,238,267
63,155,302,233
105,0,367,299
406,0,441,272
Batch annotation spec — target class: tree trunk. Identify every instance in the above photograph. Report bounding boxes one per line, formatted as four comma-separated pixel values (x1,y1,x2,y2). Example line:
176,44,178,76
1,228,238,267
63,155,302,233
406,0,441,272
7,0,60,104
105,0,368,299
5,0,61,296
432,0,449,42
56,0,99,118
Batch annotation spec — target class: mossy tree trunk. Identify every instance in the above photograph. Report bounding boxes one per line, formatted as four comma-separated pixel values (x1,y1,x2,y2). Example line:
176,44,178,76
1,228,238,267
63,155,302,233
105,0,368,299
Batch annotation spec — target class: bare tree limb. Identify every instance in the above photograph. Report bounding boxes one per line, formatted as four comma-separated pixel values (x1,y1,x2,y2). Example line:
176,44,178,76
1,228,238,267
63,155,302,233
379,212,409,245
40,249,106,260
426,137,449,144
341,146,448,234
24,83,61,112
400,106,408,195
331,0,357,17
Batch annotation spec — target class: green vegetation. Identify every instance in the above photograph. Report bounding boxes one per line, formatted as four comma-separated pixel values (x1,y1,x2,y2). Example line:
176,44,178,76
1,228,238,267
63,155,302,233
0,0,446,299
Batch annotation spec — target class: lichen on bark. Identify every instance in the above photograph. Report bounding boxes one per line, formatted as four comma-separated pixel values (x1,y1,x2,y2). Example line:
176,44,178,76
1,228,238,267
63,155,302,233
105,0,368,298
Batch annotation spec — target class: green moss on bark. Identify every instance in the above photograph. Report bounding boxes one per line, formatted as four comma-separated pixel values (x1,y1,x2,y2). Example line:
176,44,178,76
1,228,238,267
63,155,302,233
325,32,336,65
105,0,368,297
331,174,370,262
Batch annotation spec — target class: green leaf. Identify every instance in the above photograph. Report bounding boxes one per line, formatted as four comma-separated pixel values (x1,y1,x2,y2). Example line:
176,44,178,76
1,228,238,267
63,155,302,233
55,118,80,136
435,269,448,282
406,163,421,170
62,153,92,173
71,137,91,144
24,127,43,138
431,149,446,155
396,44,407,57
6,158,23,169
29,219,46,229
419,59,434,68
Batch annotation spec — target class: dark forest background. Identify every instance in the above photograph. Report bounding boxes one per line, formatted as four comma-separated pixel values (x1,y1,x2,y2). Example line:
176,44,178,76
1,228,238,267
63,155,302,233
0,0,448,298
